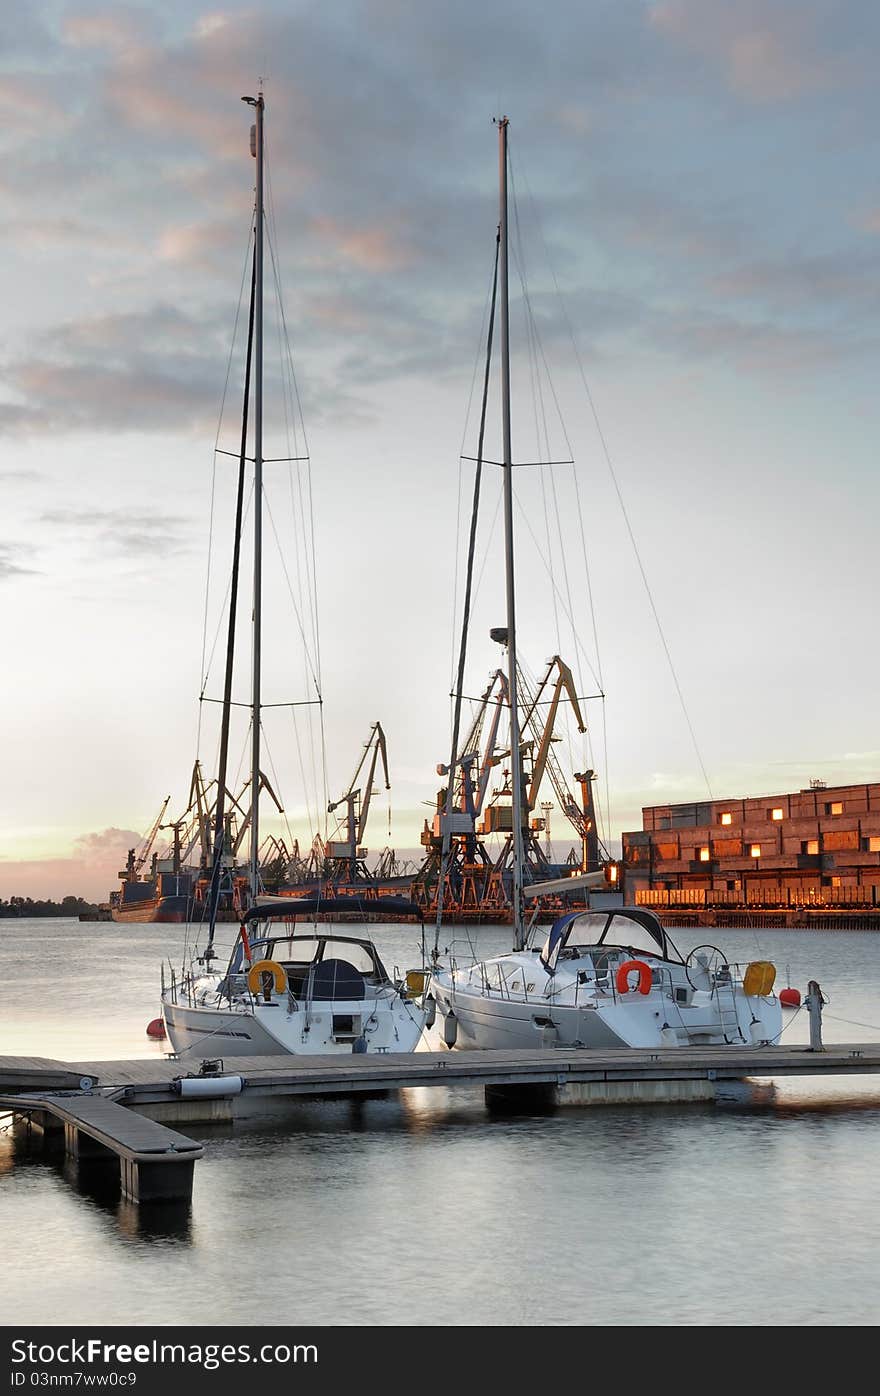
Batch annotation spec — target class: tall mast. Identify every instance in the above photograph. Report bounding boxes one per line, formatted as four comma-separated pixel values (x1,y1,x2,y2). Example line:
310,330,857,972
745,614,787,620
244,89,265,901
497,116,526,949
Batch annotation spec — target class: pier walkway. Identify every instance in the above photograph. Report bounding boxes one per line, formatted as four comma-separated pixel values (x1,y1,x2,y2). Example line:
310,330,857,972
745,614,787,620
3,1043,880,1208
0,1087,203,1202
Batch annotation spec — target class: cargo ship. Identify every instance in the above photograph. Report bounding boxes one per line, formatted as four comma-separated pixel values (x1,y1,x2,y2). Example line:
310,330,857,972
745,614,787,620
108,789,244,924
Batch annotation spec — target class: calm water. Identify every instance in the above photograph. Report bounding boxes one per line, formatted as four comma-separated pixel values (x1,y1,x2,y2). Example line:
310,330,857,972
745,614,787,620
2,916,880,1326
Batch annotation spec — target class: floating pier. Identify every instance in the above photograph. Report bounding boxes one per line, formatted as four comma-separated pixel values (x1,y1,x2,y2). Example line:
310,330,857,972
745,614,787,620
1,1079,203,1203
4,1041,880,1209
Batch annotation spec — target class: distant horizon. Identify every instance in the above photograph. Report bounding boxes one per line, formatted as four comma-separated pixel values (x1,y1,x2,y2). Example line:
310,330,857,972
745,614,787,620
6,763,880,902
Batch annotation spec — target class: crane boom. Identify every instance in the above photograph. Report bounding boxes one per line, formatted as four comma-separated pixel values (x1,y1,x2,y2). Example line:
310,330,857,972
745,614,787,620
135,796,171,874
356,722,389,841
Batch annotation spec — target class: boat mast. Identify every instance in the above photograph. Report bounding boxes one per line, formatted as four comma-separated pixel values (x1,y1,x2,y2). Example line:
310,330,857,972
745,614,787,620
497,116,526,950
244,89,265,902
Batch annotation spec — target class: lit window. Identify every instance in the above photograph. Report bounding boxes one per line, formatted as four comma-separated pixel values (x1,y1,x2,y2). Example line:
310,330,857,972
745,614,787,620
869,837,880,853
698,846,710,862
806,839,819,855
831,877,841,888
826,801,843,816
750,844,762,858
771,808,783,821
720,813,733,826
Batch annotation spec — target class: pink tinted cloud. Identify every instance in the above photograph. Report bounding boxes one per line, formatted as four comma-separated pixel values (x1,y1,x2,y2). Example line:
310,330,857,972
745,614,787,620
62,9,149,53
0,76,69,133
157,219,243,264
0,827,142,900
650,0,837,102
310,214,417,272
99,10,281,162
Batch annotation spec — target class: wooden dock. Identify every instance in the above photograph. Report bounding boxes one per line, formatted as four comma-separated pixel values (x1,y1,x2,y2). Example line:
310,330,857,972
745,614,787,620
1,1088,203,1202
4,1043,880,1210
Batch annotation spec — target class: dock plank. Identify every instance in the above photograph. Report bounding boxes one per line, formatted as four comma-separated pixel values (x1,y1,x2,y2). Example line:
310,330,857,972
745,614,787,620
0,1092,203,1160
51,1042,880,1100
0,1057,99,1092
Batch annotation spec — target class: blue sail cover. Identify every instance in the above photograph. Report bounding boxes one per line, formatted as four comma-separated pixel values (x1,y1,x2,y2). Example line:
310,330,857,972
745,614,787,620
242,894,422,924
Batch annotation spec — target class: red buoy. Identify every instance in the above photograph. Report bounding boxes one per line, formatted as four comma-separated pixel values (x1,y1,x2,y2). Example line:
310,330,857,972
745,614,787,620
146,1017,167,1039
779,987,801,1008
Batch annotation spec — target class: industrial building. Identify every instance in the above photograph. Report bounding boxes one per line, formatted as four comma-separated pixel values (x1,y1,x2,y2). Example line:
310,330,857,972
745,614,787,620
622,779,880,923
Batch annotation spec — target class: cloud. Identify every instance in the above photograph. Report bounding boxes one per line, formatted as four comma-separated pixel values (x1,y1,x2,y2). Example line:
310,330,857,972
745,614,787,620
0,75,71,140
0,544,36,581
309,215,420,273
0,0,876,450
0,467,43,482
62,8,151,53
649,0,856,102
0,303,230,436
41,506,193,559
712,247,880,313
0,216,96,254
0,826,144,900
72,826,144,857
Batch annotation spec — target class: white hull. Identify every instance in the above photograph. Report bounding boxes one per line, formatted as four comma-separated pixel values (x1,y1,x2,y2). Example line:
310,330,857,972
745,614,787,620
163,987,425,1058
430,976,781,1051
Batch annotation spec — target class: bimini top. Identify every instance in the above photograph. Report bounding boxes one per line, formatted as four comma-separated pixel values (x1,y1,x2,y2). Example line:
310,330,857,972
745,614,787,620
539,906,676,973
242,895,423,925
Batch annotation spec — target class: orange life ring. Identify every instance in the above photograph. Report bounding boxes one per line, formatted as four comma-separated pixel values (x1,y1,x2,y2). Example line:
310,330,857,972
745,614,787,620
616,959,653,996
246,959,287,996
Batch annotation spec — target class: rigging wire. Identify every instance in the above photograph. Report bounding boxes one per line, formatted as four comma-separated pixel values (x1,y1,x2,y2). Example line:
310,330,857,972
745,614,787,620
265,137,329,827
509,151,603,840
434,228,501,955
451,244,499,693
265,221,323,834
512,151,713,803
199,485,255,697
197,222,256,754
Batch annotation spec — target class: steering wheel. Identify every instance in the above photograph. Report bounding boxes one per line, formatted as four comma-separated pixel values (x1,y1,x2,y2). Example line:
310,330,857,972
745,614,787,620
685,944,729,990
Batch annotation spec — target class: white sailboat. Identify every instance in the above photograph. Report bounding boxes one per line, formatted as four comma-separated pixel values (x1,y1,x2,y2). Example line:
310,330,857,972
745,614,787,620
427,119,783,1052
161,90,426,1057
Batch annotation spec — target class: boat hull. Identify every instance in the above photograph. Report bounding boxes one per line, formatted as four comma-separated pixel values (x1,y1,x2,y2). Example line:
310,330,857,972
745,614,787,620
429,977,782,1052
111,895,200,924
162,991,425,1058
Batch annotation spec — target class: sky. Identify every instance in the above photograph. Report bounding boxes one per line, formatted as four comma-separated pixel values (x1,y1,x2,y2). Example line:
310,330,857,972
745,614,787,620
3,0,880,900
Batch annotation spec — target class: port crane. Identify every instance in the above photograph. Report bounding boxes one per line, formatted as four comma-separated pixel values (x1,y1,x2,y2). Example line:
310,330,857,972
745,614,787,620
118,796,171,884
325,722,391,882
414,652,605,920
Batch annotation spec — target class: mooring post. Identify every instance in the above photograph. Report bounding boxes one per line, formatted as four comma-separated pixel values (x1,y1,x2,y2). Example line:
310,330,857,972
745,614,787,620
806,979,824,1052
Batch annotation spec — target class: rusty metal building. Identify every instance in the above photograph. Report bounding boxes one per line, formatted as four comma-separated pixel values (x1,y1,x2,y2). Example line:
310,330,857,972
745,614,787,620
622,780,880,918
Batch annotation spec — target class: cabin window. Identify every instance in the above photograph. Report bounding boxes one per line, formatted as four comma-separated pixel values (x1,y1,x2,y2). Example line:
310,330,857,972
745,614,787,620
867,836,880,853
770,808,784,821
483,964,503,992
803,839,820,855
826,801,844,816
698,846,711,862
831,877,841,889
750,844,762,858
720,812,733,826
270,937,321,964
320,940,377,975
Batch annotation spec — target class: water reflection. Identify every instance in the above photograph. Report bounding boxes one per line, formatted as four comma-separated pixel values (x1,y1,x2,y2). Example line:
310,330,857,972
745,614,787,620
117,1198,193,1244
3,919,880,1323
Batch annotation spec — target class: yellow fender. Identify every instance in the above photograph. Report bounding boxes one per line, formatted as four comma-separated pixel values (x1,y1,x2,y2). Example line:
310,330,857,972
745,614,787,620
247,959,287,995
743,961,776,997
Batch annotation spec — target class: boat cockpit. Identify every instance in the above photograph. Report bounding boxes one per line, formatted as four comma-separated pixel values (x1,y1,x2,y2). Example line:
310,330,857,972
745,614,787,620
530,908,684,973
227,932,391,994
